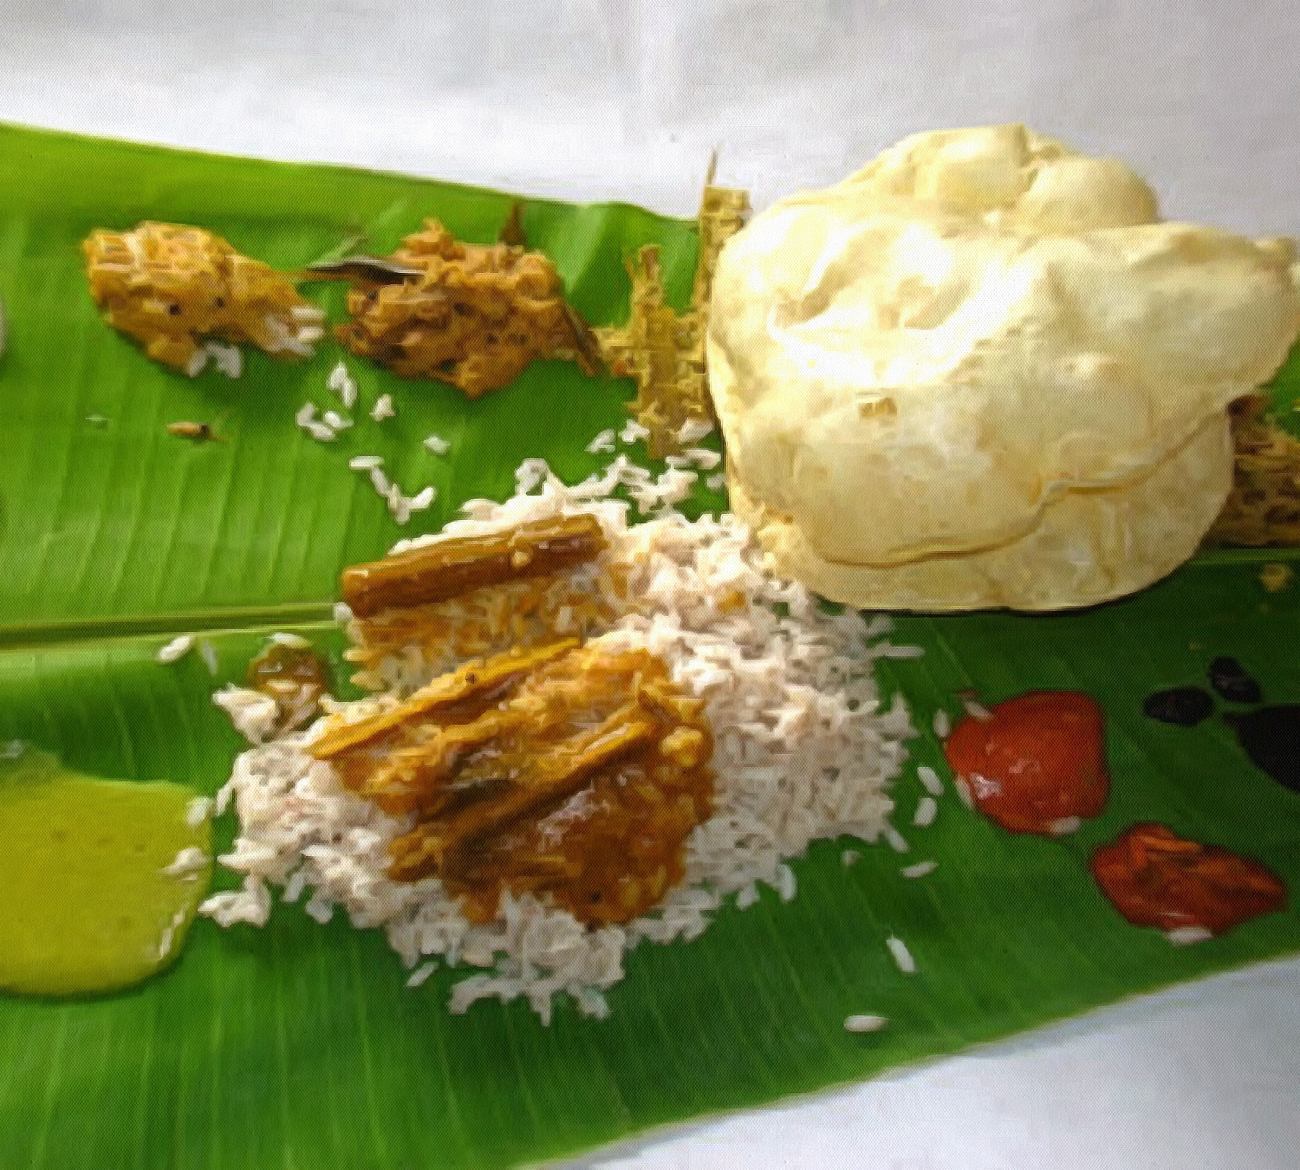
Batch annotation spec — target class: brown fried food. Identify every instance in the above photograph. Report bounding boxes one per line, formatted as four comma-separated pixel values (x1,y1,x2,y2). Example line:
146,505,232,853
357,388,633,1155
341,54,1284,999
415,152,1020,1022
321,640,714,926
1208,396,1300,546
335,219,596,397
341,513,608,620
83,222,324,373
597,163,749,457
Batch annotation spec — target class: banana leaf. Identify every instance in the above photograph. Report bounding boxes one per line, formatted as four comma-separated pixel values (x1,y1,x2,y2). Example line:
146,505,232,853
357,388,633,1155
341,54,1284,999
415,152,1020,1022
2,122,1299,1170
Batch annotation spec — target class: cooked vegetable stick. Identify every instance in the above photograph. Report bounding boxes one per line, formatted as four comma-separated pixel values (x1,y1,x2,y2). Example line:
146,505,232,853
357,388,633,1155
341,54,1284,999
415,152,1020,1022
341,514,606,618
387,708,658,881
309,639,577,759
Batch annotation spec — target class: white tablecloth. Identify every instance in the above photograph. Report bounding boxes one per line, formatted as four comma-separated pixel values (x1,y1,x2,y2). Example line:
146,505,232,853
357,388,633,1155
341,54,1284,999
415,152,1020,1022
6,2,1299,1166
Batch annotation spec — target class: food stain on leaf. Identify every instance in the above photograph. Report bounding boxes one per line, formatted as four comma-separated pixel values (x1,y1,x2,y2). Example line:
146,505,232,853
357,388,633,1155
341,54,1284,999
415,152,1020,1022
1147,658,1300,794
1143,686,1214,727
1224,705,1300,793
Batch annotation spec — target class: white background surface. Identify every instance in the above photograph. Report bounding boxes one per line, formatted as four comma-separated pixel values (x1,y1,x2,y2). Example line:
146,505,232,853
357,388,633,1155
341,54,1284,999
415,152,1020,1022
6,2,1300,1166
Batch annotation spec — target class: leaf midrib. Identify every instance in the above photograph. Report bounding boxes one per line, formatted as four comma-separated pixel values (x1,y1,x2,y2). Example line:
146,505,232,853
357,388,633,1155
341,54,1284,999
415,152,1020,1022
0,602,336,651
3,545,1296,652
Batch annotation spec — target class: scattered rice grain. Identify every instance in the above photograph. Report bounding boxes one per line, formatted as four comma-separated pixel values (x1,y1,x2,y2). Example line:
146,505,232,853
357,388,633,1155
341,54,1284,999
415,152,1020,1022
900,860,937,879
585,429,617,455
676,418,714,444
156,634,194,664
843,1013,888,1034
917,764,945,796
884,825,909,853
886,935,917,974
406,961,439,988
1167,926,1214,946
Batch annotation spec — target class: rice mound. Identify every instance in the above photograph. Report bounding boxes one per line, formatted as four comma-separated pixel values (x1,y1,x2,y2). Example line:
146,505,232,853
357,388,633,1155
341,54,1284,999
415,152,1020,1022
203,458,916,1021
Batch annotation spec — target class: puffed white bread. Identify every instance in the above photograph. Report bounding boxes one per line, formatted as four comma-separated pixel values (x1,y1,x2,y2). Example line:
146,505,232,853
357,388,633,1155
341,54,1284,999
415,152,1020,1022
707,124,1299,610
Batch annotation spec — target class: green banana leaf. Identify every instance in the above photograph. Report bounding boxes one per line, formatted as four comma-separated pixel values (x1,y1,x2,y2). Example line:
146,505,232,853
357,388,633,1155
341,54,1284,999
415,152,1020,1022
2,122,1299,1170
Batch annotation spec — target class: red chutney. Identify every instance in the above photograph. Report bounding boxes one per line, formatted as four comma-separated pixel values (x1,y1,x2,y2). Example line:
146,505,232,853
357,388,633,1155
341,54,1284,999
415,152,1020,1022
1090,823,1286,935
944,691,1109,834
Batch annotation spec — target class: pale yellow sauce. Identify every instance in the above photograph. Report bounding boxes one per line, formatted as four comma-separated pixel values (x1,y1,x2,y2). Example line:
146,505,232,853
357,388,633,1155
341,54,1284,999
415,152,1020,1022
0,746,212,996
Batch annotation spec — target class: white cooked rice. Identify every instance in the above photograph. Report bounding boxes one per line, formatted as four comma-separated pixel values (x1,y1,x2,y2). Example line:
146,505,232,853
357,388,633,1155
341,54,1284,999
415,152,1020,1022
423,434,451,456
683,447,722,470
585,429,617,455
886,935,917,974
406,960,439,987
370,393,396,422
883,825,910,853
900,859,937,879
205,340,243,379
327,360,359,409
917,764,945,797
843,1013,888,1034
206,457,915,1019
676,418,714,444
156,634,194,664
1166,926,1214,946
931,710,951,740
618,419,650,445
161,845,210,879
198,639,220,676
211,686,279,745
408,486,437,512
912,795,938,828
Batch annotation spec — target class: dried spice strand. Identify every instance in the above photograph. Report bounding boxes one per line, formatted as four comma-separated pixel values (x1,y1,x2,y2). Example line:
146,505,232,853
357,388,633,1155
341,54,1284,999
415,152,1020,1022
340,513,607,618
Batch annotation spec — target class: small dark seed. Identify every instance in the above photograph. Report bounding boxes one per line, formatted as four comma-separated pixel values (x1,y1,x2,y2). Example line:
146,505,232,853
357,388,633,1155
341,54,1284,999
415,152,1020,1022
1209,657,1262,704
168,303,181,316
1143,686,1214,727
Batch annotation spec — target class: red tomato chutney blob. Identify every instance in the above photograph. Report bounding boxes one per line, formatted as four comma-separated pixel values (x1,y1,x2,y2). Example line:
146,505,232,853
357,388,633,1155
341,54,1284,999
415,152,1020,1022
943,691,1109,834
1090,823,1286,935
